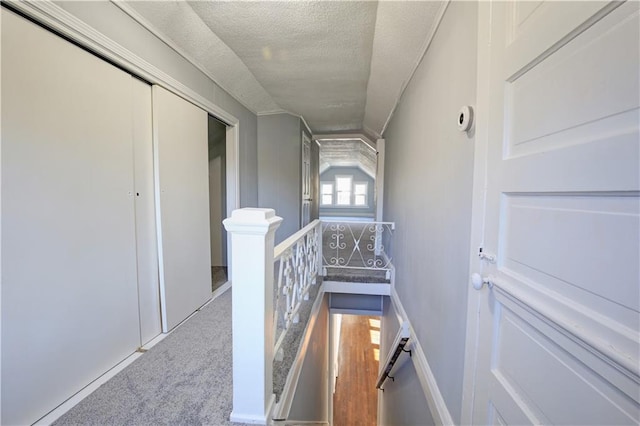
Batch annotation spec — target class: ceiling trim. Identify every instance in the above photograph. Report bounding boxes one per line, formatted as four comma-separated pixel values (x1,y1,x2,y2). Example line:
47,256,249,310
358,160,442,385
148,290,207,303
379,0,450,136
320,163,375,179
363,125,382,140
313,133,377,151
300,116,313,137
258,110,313,136
112,1,262,116
256,109,290,116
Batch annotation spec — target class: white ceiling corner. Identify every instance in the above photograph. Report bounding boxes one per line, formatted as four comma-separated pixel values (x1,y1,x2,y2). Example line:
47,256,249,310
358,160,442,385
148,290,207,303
124,1,445,136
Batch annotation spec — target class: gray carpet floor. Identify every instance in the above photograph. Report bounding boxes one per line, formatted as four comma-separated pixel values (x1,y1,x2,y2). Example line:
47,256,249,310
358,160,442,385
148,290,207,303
324,268,389,283
53,251,376,424
54,289,251,426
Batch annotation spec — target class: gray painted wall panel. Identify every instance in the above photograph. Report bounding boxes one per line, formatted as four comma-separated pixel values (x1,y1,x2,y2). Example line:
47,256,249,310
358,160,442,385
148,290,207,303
329,293,382,312
287,294,329,422
379,297,435,425
380,361,436,426
382,2,478,423
257,114,302,244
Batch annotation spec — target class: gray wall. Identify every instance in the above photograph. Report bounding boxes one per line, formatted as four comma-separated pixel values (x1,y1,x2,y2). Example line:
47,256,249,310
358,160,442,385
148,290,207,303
319,167,375,218
55,1,259,208
329,293,382,313
257,114,302,244
381,1,478,423
380,298,435,425
288,294,329,423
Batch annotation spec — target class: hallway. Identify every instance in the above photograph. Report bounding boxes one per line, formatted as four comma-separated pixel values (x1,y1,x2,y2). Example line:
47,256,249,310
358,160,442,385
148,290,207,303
333,315,379,426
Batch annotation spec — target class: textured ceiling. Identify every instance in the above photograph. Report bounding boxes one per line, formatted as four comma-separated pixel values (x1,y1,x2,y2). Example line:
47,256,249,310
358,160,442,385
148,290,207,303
364,1,446,135
319,140,377,178
188,1,377,133
125,1,280,112
125,1,445,136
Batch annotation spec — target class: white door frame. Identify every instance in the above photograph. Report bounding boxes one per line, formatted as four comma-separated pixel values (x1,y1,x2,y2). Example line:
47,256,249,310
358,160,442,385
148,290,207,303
460,2,491,420
301,132,312,227
225,124,240,283
375,138,386,222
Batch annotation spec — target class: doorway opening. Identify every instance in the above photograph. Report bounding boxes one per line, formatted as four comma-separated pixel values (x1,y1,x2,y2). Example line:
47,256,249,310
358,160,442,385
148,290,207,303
317,139,377,222
208,115,228,292
331,313,380,426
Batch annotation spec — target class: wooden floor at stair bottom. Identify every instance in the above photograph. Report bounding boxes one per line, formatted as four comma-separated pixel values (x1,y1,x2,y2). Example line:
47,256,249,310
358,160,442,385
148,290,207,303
333,314,379,426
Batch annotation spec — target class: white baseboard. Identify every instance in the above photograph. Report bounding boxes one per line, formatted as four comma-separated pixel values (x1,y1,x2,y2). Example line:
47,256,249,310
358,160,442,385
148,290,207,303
34,352,144,425
211,280,232,301
33,286,232,425
390,288,454,426
229,404,271,425
230,393,274,424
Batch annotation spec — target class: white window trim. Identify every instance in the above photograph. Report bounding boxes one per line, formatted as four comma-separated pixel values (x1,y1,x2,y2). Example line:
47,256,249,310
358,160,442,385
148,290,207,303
334,175,353,206
320,182,334,206
319,175,372,208
353,181,368,207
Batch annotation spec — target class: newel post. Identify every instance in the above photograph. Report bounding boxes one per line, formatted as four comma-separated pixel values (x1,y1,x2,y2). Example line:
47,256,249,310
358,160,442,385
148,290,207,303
223,208,282,424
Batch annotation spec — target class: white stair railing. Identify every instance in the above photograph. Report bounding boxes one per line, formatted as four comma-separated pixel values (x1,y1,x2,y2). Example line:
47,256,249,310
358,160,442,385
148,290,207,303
223,208,283,424
273,219,322,360
223,210,323,424
223,212,392,424
321,220,395,277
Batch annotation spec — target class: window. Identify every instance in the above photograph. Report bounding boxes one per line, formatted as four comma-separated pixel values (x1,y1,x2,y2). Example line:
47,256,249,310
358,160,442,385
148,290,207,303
321,183,333,205
354,182,368,206
335,176,352,205
320,175,371,207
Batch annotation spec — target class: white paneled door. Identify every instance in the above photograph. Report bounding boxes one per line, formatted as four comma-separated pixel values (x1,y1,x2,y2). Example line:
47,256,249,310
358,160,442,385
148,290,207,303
153,86,212,332
464,1,639,424
302,134,312,227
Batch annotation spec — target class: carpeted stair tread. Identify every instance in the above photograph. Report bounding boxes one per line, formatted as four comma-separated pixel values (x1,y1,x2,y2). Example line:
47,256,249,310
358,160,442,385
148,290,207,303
324,267,390,283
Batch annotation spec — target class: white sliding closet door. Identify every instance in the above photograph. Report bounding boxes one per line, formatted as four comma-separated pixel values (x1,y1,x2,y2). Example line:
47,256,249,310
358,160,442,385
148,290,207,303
1,9,141,425
153,86,212,331
133,80,162,344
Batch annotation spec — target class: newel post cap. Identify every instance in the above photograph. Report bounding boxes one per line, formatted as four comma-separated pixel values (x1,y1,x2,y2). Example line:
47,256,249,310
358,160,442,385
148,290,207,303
223,208,283,235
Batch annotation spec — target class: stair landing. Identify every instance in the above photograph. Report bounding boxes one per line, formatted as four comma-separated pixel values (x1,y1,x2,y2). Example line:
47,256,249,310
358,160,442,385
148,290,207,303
323,268,391,296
